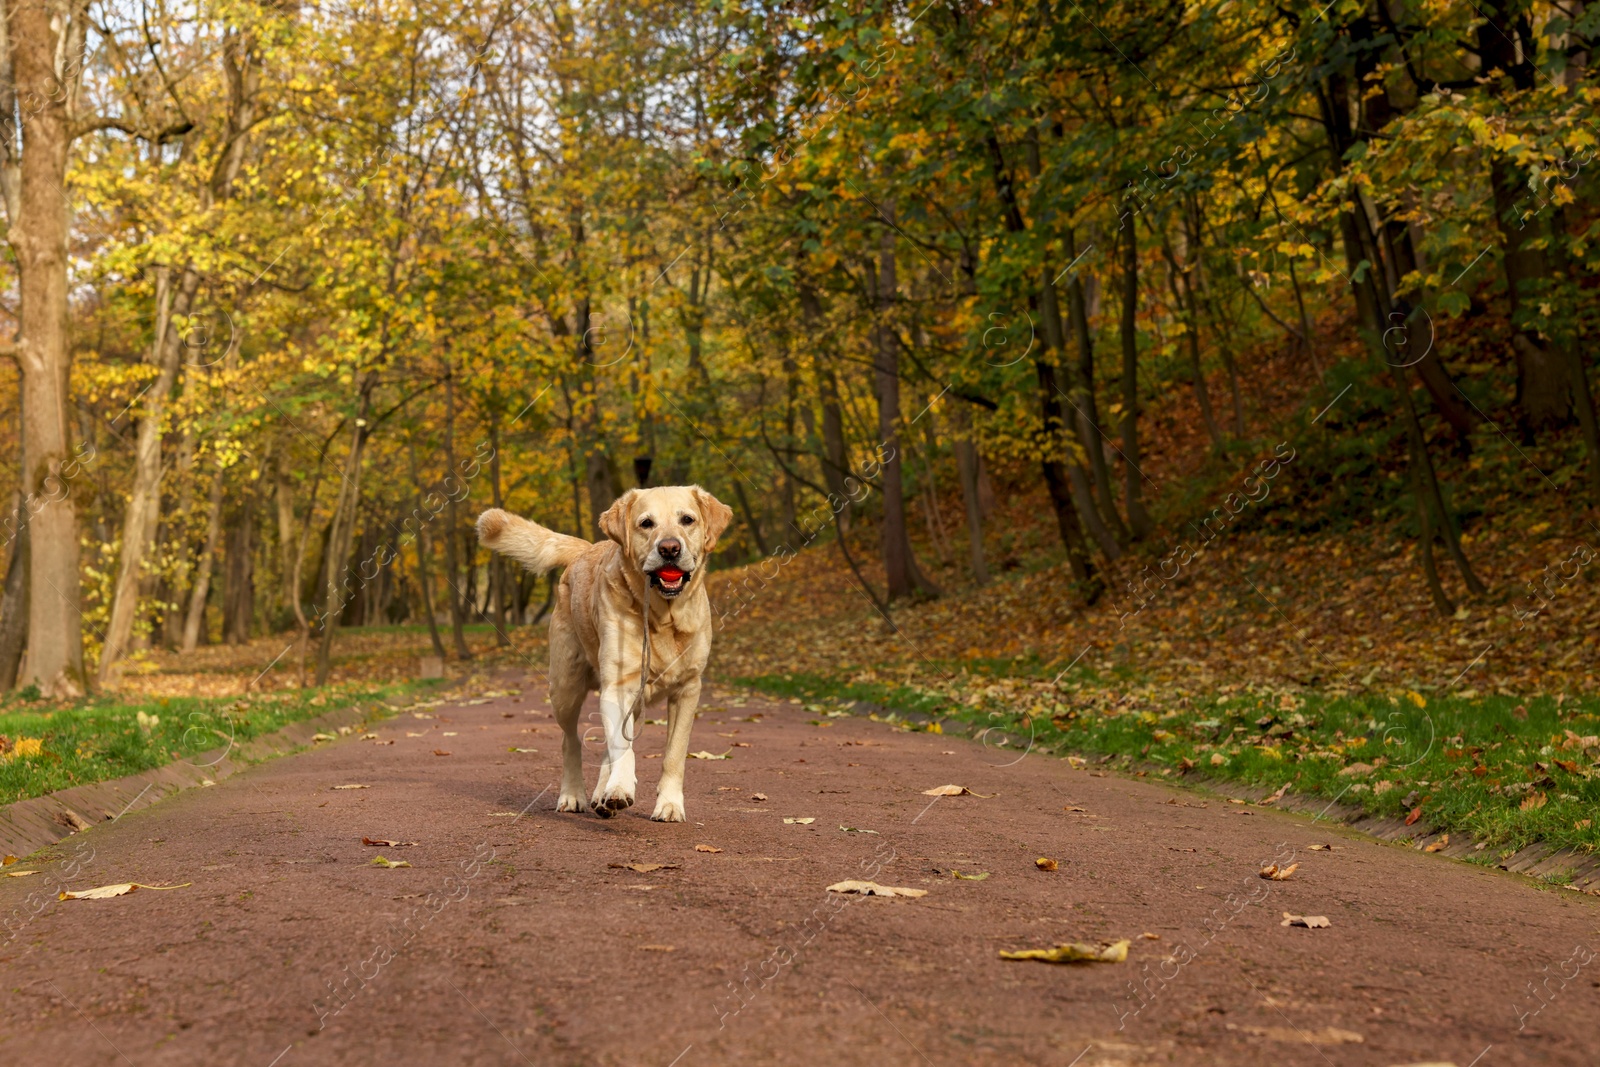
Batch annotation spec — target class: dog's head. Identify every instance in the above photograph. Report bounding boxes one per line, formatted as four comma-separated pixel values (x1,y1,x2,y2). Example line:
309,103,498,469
598,485,733,600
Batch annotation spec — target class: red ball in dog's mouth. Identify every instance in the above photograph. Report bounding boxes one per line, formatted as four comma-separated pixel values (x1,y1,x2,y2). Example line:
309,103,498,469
651,566,689,597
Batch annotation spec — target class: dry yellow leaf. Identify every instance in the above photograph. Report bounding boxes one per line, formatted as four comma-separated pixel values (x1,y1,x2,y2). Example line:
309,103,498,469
5,870,39,877
370,856,412,869
1035,857,1058,871
1000,939,1130,963
694,844,723,853
921,784,996,797
825,880,927,898
59,882,191,900
1280,912,1330,928
1259,862,1299,880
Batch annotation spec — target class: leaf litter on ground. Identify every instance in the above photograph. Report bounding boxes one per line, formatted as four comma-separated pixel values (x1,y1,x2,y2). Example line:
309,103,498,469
921,784,996,797
370,856,412,869
1280,912,1331,928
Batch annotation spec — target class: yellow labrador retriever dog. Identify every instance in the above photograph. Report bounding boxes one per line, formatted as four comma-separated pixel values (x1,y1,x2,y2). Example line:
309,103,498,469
476,486,733,822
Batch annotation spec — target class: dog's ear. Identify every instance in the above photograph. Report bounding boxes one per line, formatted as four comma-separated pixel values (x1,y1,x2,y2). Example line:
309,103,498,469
598,490,637,546
691,486,734,552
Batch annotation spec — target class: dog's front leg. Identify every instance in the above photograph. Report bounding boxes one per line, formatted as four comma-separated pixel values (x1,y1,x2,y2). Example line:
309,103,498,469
652,678,701,822
590,651,638,815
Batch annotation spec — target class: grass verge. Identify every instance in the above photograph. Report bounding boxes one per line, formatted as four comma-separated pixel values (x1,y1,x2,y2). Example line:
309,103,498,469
736,669,1600,862
0,679,443,806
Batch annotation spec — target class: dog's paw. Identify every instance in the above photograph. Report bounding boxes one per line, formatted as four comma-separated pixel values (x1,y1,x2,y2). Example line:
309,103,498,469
556,792,585,813
651,797,686,823
592,781,636,815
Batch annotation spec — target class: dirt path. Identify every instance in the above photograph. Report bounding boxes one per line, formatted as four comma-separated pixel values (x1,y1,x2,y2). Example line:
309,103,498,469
2,679,1596,1066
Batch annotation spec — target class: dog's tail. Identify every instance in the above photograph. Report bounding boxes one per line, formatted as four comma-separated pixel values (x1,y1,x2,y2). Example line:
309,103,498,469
476,509,591,575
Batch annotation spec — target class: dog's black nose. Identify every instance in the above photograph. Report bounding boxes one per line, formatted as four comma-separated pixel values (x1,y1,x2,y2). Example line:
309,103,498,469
658,538,681,559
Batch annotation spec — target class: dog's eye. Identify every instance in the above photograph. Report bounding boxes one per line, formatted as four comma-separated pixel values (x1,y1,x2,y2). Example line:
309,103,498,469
680,515,695,526
639,518,655,530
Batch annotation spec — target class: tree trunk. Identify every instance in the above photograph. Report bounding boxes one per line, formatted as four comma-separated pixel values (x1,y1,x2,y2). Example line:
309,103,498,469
950,407,990,586
442,373,472,660
100,268,187,683
1158,231,1223,450
0,496,29,690
275,452,297,619
315,385,373,684
1117,221,1153,539
181,468,226,652
1040,268,1121,561
223,492,255,645
407,441,447,659
1064,253,1126,544
487,412,509,645
7,0,87,696
873,204,938,599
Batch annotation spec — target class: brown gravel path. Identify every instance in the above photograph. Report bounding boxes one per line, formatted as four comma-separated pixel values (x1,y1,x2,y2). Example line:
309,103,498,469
2,679,1596,1067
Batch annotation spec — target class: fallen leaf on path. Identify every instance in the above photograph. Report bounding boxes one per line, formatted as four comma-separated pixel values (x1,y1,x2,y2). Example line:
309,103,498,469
1036,857,1059,871
362,838,418,847
1064,806,1088,813
641,944,675,952
695,845,723,853
689,750,732,760
406,732,425,737
1405,806,1423,825
783,818,815,825
59,882,191,900
370,856,412,869
6,869,38,877
1280,912,1330,928
1141,932,1161,940
311,732,336,742
1423,834,1450,853
331,784,369,790
751,793,768,801
1305,844,1334,851
951,870,990,880
826,880,927,898
1167,847,1196,852
922,785,995,797
487,812,520,817
1259,863,1300,881
1000,939,1130,964
361,733,380,740
610,862,680,873
508,747,538,753
838,825,879,834
442,732,458,737
1,855,17,865
433,750,451,757
1227,798,1248,805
